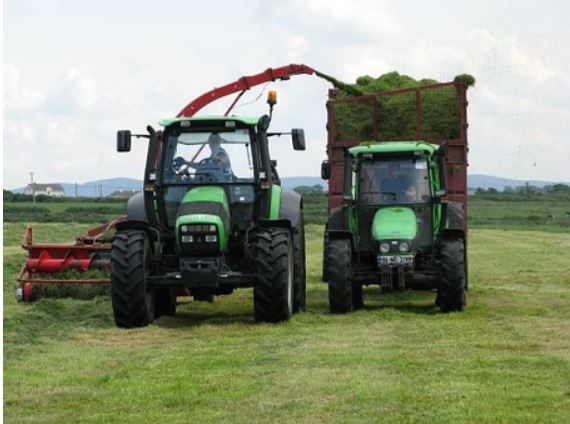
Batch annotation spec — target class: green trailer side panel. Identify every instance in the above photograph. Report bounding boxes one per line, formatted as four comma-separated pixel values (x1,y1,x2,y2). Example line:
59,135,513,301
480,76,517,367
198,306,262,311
269,185,282,220
372,207,417,240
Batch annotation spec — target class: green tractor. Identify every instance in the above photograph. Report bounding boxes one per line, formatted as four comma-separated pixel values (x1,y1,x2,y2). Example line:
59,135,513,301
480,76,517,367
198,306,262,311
321,141,467,313
112,94,307,327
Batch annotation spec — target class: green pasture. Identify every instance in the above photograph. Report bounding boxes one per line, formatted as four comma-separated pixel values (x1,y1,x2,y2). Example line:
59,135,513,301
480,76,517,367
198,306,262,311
3,221,570,423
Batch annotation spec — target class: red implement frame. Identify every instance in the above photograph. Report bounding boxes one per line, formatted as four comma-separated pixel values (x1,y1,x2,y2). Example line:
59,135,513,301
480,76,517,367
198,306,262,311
17,64,318,300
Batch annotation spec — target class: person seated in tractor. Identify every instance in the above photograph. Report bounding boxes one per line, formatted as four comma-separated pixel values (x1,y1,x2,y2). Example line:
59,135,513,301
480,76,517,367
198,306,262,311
381,163,416,201
175,133,234,181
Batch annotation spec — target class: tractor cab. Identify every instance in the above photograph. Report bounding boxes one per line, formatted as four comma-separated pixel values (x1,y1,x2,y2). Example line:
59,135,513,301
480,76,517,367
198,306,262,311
347,142,445,259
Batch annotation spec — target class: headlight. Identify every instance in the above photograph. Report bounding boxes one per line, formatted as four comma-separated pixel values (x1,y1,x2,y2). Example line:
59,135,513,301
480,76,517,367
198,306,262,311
399,242,410,252
379,242,390,253
181,225,188,233
181,235,193,243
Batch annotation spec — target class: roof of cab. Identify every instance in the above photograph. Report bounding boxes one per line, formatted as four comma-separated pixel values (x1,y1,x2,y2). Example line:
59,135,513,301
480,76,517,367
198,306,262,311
349,141,439,156
159,115,260,127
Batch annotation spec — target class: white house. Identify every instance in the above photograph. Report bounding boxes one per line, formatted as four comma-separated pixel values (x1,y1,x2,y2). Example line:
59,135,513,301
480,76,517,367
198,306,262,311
23,183,65,197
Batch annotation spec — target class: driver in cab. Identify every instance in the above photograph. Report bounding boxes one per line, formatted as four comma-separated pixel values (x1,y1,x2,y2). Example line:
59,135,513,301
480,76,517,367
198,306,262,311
174,132,234,181
188,133,232,174
381,163,417,200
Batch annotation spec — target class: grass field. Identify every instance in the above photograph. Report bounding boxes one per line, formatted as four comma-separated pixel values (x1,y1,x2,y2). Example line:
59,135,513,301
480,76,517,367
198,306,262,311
3,220,570,423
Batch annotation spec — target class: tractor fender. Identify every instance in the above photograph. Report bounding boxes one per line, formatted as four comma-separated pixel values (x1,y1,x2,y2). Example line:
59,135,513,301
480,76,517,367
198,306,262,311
115,220,161,245
126,192,148,223
278,188,303,232
326,230,354,247
444,201,465,232
326,207,346,231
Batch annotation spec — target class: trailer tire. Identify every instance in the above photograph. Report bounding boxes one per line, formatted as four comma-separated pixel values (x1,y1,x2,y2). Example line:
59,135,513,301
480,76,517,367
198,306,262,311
327,239,353,314
254,229,294,322
438,238,467,312
293,214,306,313
111,230,155,328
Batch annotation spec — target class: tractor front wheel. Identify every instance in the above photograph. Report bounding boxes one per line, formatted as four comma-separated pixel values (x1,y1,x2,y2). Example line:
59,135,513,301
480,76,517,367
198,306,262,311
254,229,294,322
111,230,155,328
327,239,353,314
438,238,467,312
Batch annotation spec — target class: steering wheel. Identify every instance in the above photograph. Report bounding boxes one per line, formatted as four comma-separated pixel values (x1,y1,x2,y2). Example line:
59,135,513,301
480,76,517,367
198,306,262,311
173,156,189,175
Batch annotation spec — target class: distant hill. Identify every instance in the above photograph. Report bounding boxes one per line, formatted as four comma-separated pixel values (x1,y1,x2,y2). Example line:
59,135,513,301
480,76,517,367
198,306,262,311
10,177,142,197
468,175,567,191
7,174,568,197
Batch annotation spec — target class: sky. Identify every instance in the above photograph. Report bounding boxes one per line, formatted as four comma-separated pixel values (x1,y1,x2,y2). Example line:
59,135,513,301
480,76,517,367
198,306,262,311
3,0,570,189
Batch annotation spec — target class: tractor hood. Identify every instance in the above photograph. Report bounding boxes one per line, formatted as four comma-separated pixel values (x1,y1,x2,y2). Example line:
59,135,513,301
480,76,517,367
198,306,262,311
371,207,417,241
175,186,230,255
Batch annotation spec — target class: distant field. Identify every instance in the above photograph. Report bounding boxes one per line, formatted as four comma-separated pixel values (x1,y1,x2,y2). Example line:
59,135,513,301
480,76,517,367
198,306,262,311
469,197,570,231
3,201,126,223
3,221,570,423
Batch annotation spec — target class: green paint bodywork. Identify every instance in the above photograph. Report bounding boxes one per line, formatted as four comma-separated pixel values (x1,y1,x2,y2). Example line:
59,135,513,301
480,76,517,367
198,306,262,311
269,185,282,220
349,141,439,156
175,186,230,252
372,207,417,241
159,115,260,127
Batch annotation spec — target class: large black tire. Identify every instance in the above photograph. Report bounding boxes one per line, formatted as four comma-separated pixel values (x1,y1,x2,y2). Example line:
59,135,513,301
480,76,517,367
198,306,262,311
111,230,155,328
155,288,177,318
327,239,353,314
253,229,294,322
438,238,467,312
293,215,306,313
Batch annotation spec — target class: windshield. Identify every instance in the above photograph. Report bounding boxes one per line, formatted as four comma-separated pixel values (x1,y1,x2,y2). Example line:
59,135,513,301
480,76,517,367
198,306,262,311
359,157,430,204
163,129,255,184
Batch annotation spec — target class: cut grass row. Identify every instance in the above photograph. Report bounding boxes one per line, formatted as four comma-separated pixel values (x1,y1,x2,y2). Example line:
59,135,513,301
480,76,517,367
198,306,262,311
3,222,570,423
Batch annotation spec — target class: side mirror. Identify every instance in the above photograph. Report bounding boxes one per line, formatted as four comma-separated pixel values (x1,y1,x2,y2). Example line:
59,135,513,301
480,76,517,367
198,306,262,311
321,160,331,180
291,128,306,151
117,130,132,152
271,159,277,168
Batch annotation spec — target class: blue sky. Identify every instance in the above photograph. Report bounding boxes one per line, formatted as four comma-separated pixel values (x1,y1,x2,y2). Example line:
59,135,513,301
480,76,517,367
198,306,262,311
3,0,570,188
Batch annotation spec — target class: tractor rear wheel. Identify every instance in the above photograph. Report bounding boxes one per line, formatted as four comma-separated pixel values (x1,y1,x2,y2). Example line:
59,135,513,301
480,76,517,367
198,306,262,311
111,230,155,328
327,239,353,314
438,238,467,312
293,215,306,313
254,229,294,322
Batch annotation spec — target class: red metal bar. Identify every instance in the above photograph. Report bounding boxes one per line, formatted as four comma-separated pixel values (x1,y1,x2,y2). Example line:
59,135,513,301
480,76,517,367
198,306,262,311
176,64,315,117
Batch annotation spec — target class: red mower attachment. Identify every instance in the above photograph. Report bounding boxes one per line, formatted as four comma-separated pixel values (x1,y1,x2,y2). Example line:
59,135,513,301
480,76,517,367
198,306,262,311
16,216,125,301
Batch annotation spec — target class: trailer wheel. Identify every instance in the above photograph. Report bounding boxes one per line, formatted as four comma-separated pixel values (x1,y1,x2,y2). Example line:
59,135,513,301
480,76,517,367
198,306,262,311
155,288,177,318
254,229,294,322
111,230,155,328
327,239,353,314
293,214,306,313
438,238,467,312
